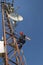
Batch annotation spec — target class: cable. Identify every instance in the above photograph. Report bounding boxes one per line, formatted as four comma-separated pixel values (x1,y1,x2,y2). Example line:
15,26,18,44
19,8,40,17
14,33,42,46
21,49,27,65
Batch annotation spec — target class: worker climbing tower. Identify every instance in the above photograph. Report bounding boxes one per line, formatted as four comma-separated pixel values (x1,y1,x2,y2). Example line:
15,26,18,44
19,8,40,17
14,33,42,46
0,0,31,65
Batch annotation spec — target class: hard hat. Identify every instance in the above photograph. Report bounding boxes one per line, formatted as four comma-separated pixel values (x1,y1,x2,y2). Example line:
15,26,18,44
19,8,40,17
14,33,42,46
19,32,23,35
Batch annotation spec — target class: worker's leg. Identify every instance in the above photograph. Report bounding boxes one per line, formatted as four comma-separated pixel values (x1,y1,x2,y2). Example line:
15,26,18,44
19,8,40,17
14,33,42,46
18,43,22,49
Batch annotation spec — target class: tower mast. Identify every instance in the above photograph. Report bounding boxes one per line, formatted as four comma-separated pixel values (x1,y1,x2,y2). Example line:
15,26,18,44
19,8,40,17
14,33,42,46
1,0,24,65
0,0,30,65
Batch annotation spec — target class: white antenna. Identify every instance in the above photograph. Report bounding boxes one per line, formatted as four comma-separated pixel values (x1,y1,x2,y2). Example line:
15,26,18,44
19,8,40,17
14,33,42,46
7,13,23,21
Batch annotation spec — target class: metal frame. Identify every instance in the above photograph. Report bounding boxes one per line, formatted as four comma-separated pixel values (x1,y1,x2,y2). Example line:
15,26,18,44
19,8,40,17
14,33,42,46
0,0,25,65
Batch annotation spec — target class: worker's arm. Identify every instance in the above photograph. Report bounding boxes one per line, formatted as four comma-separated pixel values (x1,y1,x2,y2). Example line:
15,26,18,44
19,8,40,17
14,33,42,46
25,36,31,41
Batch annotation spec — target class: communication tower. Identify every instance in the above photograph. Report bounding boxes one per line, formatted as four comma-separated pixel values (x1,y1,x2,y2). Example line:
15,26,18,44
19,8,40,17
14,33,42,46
0,0,31,65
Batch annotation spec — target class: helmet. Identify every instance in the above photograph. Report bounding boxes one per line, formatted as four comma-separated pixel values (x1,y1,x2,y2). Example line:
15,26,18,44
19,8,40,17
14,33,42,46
19,32,23,35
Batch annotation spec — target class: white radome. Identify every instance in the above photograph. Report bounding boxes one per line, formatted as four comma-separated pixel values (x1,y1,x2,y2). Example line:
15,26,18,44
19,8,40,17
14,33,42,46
7,13,23,21
17,15,23,21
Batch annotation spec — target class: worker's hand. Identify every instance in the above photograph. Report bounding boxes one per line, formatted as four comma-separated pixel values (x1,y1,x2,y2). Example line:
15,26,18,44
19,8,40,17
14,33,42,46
25,36,31,41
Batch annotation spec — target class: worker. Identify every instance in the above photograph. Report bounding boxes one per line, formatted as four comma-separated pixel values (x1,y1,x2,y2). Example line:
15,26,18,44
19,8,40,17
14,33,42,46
17,32,26,49
17,32,31,49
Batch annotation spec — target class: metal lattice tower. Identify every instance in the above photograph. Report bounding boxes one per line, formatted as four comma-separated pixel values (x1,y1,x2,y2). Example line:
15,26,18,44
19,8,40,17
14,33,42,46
0,0,31,65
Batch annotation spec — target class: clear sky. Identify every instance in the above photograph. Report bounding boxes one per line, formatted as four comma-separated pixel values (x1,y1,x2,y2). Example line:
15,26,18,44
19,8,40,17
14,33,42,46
0,0,43,65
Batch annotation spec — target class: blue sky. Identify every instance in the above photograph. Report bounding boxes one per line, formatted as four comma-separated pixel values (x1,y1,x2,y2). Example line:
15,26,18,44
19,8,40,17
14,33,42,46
0,0,43,65
15,0,43,65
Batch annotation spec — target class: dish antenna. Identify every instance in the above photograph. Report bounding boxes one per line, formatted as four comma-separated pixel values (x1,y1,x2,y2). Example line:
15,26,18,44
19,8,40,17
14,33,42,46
7,13,23,21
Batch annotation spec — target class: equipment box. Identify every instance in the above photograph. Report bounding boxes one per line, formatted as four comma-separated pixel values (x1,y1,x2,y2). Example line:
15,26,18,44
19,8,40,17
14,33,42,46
0,41,5,54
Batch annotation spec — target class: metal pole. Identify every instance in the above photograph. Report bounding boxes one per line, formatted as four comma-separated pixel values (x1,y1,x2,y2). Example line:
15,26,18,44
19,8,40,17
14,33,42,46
2,4,8,65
